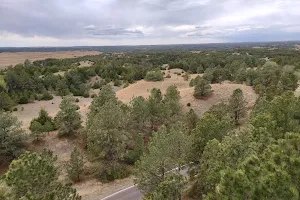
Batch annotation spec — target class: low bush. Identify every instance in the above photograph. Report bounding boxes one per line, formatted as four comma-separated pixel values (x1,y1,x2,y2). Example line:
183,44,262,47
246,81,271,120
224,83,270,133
113,79,122,87
41,91,54,100
145,71,164,82
97,164,131,183
83,91,90,98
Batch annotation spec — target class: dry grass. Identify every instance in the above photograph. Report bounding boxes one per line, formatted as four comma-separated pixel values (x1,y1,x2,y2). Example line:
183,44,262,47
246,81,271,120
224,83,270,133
0,51,101,69
13,96,94,129
117,69,257,116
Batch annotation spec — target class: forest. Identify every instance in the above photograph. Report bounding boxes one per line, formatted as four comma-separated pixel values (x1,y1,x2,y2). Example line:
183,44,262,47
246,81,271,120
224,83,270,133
1,46,300,199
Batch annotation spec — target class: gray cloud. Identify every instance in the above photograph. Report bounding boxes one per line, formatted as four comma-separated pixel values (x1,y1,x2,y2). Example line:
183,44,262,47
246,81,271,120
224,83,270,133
1,0,300,46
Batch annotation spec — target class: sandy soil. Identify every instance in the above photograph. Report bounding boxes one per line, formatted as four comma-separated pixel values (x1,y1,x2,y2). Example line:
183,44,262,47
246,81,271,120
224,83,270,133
117,69,257,116
79,60,94,68
0,51,101,69
13,96,93,129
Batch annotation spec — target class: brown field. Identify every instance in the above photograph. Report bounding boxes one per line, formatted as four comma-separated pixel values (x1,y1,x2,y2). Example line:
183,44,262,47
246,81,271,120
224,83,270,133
0,51,101,69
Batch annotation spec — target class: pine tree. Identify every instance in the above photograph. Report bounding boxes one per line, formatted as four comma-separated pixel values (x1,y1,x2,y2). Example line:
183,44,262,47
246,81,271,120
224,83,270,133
193,78,212,99
5,150,81,199
30,120,45,141
228,88,247,125
0,111,25,163
87,101,128,162
67,148,84,182
55,96,82,136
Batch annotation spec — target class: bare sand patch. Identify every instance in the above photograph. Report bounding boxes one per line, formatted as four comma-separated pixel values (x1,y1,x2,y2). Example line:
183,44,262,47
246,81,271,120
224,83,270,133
79,60,94,68
13,96,94,129
0,51,101,69
117,69,257,116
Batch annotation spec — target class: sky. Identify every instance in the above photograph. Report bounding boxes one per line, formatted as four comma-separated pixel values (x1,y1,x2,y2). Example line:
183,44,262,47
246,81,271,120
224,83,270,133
1,0,300,47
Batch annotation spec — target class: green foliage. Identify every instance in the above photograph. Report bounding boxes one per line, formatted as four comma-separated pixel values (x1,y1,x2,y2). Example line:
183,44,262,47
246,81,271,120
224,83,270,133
185,109,198,131
87,101,128,161
190,113,232,162
144,174,185,200
67,148,84,182
5,150,81,199
55,96,82,137
87,85,118,122
0,91,14,111
228,88,247,125
145,71,164,82
0,111,25,163
135,123,191,194
164,85,181,117
193,78,212,99
29,109,55,140
0,75,7,90
113,79,122,86
124,135,144,164
30,121,45,141
40,90,53,100
97,163,131,183
56,79,70,97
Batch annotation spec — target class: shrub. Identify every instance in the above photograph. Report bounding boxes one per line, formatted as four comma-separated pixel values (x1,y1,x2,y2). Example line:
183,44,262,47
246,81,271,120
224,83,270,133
41,91,54,100
83,91,90,98
123,82,129,88
113,79,122,87
194,78,212,99
187,103,191,107
145,71,164,82
92,82,101,89
13,107,18,111
67,148,84,182
75,98,79,102
97,164,131,183
165,74,171,78
91,94,97,98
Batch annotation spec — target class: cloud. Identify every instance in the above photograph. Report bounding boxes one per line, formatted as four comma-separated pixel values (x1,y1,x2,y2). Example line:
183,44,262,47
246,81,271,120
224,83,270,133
0,0,300,46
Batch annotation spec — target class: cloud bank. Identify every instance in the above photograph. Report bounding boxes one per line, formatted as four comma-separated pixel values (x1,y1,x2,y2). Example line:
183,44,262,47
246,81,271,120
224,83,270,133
1,0,300,46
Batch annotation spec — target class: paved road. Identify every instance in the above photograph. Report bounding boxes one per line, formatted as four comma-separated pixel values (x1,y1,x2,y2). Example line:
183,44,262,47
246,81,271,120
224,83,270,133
100,166,190,200
101,185,143,200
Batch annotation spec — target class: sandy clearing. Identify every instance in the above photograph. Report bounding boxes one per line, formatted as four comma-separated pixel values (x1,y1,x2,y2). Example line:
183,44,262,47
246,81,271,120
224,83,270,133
117,69,257,116
13,96,94,129
79,60,94,68
0,51,101,69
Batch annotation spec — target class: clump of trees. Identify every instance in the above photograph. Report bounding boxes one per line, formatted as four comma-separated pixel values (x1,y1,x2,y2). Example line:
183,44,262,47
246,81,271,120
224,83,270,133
0,111,25,164
55,96,82,137
193,77,212,99
29,109,55,141
4,150,81,199
145,71,164,82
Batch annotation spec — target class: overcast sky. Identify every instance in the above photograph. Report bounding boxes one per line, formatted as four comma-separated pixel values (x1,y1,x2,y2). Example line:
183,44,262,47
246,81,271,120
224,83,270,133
1,0,300,46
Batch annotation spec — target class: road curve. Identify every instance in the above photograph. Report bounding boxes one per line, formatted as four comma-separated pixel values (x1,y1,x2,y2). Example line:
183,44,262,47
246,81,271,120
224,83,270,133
100,185,143,200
